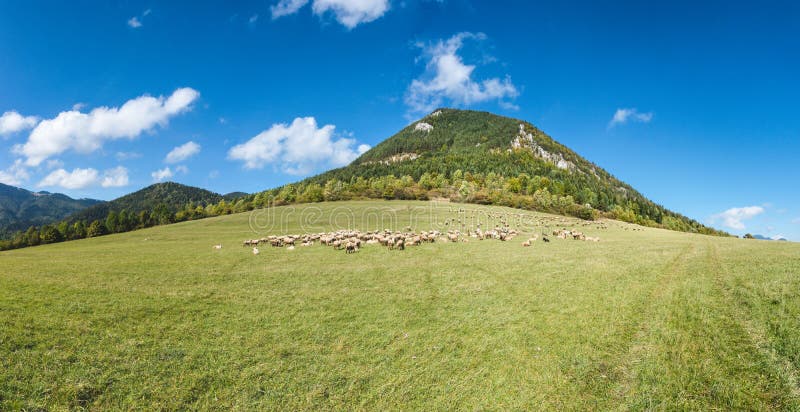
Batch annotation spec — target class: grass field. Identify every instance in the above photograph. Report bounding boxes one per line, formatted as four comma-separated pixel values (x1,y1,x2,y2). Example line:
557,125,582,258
2,200,800,410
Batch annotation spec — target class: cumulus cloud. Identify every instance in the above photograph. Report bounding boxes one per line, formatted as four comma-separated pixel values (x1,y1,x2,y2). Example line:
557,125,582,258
405,32,519,114
38,168,99,189
271,0,389,29
272,0,308,18
712,206,765,230
228,116,370,175
37,166,129,189
151,167,174,182
128,9,150,28
165,141,201,163
15,87,200,166
0,159,30,186
115,151,142,161
101,166,130,187
0,111,39,137
608,108,653,127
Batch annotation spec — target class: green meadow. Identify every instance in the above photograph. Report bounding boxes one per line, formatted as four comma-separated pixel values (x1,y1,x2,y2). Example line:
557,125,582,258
2,200,800,410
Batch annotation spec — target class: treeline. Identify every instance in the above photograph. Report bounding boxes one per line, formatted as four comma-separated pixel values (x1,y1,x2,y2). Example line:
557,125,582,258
0,203,219,251
0,170,728,251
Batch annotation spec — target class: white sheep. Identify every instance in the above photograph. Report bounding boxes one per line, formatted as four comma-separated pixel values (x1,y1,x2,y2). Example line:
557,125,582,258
252,247,260,255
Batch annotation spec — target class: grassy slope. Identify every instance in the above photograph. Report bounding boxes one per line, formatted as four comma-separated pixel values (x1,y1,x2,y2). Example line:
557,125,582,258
1,200,799,410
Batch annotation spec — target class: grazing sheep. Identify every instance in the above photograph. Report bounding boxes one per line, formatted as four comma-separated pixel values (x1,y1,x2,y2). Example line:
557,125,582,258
212,244,222,250
542,236,550,243
240,223,539,256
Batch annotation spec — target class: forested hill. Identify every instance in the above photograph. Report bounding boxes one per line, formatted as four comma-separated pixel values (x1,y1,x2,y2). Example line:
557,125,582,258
1,182,236,250
0,183,102,237
67,182,223,223
283,108,726,236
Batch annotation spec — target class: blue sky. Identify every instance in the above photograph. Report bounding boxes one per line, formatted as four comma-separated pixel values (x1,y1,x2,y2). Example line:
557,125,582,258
0,1,798,239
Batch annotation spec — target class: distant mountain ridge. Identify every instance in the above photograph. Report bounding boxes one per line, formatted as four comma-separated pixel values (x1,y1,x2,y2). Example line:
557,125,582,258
0,183,102,237
66,182,225,223
752,234,788,241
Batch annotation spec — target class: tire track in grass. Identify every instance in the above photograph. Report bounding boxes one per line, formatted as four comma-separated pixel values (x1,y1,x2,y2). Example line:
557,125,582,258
609,243,695,408
706,241,800,405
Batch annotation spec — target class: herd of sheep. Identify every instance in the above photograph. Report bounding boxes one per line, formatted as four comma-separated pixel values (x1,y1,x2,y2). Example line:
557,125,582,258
206,209,617,255
229,225,602,256
239,226,520,255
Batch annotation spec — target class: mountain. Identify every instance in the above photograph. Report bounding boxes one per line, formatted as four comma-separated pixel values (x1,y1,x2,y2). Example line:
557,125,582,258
67,182,224,223
289,108,726,235
752,234,788,241
0,183,102,237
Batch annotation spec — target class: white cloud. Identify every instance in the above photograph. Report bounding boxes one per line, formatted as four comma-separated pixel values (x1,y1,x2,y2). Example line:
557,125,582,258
38,168,99,190
127,9,150,28
15,87,200,167
405,32,519,114
0,159,30,186
228,116,370,175
37,166,129,189
608,108,653,127
209,170,220,179
271,0,389,29
175,165,189,174
0,111,39,137
151,167,174,182
712,206,765,230
115,151,142,161
101,166,129,188
249,14,259,24
72,103,86,111
272,0,308,18
771,234,787,240
791,217,800,224
312,0,389,28
165,141,201,163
